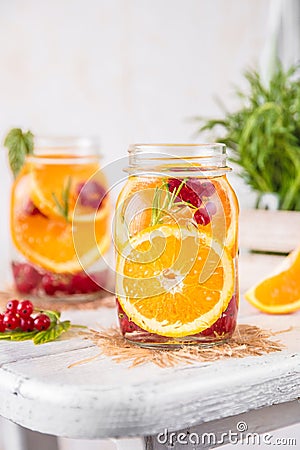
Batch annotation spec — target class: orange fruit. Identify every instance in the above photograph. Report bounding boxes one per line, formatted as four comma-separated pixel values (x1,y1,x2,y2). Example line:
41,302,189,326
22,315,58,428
116,175,238,255
211,177,239,255
116,224,234,337
28,156,106,221
11,172,110,273
114,176,161,247
245,246,300,314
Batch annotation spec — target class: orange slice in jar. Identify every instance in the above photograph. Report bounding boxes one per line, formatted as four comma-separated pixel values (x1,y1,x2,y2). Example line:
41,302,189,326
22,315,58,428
118,175,238,255
211,177,239,255
28,155,108,222
116,224,234,337
114,175,162,248
11,173,110,273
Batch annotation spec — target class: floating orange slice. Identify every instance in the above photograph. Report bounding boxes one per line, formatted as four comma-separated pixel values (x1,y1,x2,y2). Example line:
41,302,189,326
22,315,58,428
245,246,300,314
116,224,234,337
11,173,110,273
28,155,107,221
211,177,239,255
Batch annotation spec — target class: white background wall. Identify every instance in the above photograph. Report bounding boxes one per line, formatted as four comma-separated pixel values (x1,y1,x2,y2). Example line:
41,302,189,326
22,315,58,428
0,0,271,277
1,1,299,449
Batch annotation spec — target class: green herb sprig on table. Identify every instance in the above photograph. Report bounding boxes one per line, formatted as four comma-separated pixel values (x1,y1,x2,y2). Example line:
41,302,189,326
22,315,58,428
195,63,300,211
0,302,85,345
3,128,34,177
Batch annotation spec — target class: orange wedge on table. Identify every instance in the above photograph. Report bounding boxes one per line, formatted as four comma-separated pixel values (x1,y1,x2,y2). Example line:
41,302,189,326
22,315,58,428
116,224,234,337
11,169,110,274
245,246,300,314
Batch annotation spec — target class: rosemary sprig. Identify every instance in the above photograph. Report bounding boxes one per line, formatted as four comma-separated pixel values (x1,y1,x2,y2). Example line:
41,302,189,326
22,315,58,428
195,62,300,211
52,177,72,222
151,178,192,226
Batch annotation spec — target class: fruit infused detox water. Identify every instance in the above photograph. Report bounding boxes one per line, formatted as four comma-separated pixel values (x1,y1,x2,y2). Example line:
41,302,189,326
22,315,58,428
114,144,239,347
8,135,111,301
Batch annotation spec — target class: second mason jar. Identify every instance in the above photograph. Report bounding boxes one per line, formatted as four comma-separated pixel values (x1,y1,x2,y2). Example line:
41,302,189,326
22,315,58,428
114,144,239,347
10,137,111,301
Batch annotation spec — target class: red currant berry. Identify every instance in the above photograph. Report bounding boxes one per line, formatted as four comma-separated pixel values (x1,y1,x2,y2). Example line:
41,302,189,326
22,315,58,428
41,273,68,296
167,178,202,208
200,181,216,197
116,300,142,335
205,201,217,216
12,263,42,294
6,299,19,313
199,295,238,337
194,207,210,225
0,314,5,332
70,272,100,294
3,312,21,330
34,314,51,331
17,300,34,318
24,199,44,216
41,274,57,295
20,317,35,332
77,180,106,209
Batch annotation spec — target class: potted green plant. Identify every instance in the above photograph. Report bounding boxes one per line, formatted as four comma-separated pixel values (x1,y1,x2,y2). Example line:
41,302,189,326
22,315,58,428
196,63,300,211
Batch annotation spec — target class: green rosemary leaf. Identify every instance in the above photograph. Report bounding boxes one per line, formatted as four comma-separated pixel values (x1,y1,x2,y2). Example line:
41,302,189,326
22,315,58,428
51,177,72,222
195,61,300,211
52,192,65,216
4,128,34,177
151,187,160,226
150,177,191,226
63,176,72,219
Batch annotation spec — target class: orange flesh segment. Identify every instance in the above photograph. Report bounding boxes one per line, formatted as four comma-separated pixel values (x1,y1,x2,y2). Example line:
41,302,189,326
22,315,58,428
116,225,234,337
11,166,110,273
245,247,300,314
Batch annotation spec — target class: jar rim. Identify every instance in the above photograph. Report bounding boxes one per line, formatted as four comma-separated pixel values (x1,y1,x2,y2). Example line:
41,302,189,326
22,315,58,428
126,143,229,176
33,136,102,157
128,143,226,156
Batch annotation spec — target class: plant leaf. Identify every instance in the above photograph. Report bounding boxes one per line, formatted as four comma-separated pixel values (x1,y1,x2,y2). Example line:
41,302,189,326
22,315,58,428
0,330,37,341
51,177,72,222
194,61,300,211
33,320,71,345
4,128,34,177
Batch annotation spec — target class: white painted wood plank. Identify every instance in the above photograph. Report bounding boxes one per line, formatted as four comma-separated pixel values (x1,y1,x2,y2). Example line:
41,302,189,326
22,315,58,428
239,251,285,294
148,400,300,449
0,322,298,439
0,337,95,366
0,256,298,440
59,436,117,450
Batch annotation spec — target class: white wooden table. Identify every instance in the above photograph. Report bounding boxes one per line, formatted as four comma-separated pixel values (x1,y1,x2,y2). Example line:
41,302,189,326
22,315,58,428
0,210,299,450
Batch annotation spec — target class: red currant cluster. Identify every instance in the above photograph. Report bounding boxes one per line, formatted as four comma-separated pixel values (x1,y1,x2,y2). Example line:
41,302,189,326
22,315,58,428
117,295,238,340
12,262,103,296
167,178,217,225
0,299,51,333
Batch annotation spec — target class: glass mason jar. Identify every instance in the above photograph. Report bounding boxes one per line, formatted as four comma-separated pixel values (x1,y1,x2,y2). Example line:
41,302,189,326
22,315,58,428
10,137,111,301
114,144,239,347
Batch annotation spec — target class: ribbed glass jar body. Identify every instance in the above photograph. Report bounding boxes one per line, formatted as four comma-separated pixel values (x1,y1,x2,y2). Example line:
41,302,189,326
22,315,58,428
114,144,239,347
10,137,111,301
